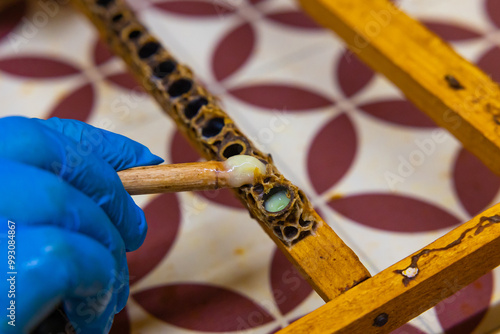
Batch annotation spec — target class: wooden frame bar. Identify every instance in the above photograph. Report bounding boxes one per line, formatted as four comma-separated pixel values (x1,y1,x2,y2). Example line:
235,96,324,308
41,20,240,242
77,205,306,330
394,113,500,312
299,0,500,177
61,0,500,331
70,0,371,302
2,0,499,332
279,0,500,331
277,206,500,333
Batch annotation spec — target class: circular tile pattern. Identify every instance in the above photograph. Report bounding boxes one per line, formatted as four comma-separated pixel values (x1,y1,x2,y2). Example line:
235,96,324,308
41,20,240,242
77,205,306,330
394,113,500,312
0,0,499,332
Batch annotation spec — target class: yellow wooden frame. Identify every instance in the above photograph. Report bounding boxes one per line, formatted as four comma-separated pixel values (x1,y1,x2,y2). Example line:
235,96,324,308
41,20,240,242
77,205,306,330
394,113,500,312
276,0,500,332
74,0,500,332
4,0,497,332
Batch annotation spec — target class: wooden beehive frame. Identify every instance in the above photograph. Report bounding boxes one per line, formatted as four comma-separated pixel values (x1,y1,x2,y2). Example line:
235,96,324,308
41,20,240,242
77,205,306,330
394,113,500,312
57,0,500,332
278,0,500,332
3,0,499,332
70,0,372,305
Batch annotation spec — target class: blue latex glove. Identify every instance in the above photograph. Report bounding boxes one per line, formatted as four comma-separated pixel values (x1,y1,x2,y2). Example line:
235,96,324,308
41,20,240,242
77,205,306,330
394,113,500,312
0,117,164,333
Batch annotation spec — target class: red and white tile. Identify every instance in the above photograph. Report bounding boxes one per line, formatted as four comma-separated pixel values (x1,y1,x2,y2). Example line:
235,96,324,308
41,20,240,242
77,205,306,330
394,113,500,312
1,0,500,333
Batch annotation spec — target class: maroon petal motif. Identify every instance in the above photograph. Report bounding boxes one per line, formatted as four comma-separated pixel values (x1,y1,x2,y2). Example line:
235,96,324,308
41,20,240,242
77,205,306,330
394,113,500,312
423,21,482,41
0,57,80,78
199,188,245,209
154,0,236,17
452,148,500,217
268,326,282,334
229,84,334,111
109,306,131,334
212,22,255,82
0,1,26,42
329,193,461,232
93,39,114,66
477,47,500,84
436,272,493,334
270,248,312,315
171,130,201,164
337,50,375,97
47,84,95,122
391,324,427,334
359,100,437,128
106,72,143,92
127,193,181,284
133,283,275,332
265,10,321,30
307,113,357,194
486,0,500,29
170,131,244,209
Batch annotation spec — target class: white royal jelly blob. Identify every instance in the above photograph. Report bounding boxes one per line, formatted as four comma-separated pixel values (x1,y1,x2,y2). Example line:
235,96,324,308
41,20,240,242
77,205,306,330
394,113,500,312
223,155,266,187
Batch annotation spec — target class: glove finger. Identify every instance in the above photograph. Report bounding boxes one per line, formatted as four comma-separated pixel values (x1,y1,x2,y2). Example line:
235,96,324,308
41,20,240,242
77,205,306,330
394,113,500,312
0,225,118,334
33,117,164,171
0,116,151,251
65,285,119,334
0,159,129,310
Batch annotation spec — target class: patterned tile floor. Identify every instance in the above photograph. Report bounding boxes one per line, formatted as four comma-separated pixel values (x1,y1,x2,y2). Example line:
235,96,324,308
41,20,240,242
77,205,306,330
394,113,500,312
1,0,500,333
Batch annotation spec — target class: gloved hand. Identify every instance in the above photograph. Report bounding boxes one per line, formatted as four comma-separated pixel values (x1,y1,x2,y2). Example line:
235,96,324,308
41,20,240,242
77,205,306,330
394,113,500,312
0,117,164,333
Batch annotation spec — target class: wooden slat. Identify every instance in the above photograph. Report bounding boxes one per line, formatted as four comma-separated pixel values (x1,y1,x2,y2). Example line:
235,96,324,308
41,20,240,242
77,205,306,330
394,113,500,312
70,0,371,302
299,0,500,176
278,205,500,333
